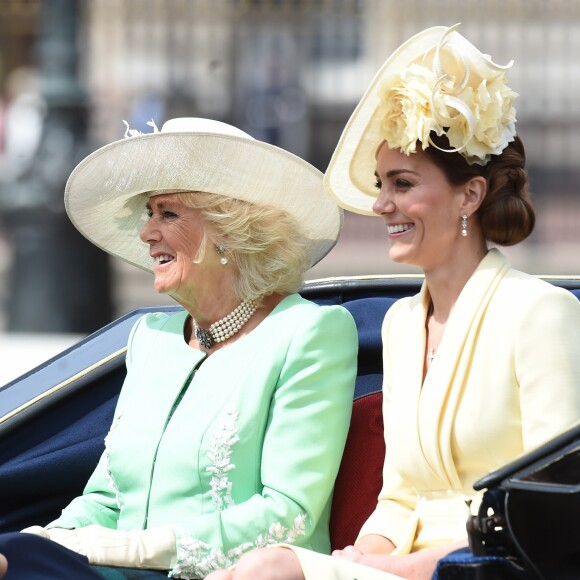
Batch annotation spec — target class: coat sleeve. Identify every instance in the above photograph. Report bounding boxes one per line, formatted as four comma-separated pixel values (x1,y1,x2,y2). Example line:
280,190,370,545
513,286,580,449
46,315,150,530
169,305,358,578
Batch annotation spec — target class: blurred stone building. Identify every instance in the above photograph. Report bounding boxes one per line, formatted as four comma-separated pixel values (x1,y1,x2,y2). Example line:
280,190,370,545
1,0,580,325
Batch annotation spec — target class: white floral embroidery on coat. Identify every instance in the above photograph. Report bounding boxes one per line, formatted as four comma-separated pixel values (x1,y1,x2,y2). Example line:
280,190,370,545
169,514,307,579
104,412,123,510
206,407,240,511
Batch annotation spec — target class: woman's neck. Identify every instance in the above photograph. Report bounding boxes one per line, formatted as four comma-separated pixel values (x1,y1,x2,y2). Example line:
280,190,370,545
185,292,287,353
424,244,488,321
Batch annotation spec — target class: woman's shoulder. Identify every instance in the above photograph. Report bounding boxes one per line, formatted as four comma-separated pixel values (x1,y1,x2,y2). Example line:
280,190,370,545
279,293,353,315
274,293,358,334
491,268,580,321
126,310,188,353
382,294,415,318
131,309,187,333
500,268,579,304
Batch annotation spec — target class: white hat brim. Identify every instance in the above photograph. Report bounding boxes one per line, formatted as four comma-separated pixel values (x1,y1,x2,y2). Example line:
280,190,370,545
66,127,342,272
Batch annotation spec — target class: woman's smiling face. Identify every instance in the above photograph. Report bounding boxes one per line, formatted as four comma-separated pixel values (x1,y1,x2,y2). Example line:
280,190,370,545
139,193,214,298
372,143,466,271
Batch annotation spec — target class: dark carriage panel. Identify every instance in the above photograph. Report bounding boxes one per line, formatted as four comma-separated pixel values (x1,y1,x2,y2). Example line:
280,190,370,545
0,306,179,437
0,306,177,532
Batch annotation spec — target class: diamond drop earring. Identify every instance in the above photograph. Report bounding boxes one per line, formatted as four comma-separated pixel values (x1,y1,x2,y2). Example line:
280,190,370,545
461,214,468,237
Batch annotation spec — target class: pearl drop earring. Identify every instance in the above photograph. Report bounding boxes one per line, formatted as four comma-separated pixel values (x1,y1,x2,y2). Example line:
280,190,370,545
216,243,228,265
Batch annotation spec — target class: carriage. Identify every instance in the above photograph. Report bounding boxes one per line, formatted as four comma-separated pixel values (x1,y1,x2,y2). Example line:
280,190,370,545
1,274,578,579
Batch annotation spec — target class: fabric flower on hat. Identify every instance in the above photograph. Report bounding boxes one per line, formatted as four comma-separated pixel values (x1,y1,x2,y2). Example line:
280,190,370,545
378,26,518,166
380,65,445,157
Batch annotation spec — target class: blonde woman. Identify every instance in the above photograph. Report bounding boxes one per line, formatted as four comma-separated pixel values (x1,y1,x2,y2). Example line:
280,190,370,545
1,118,358,579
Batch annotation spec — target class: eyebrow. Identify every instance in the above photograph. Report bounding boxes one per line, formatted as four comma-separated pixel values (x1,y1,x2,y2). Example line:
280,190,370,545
146,198,174,211
374,169,420,181
384,169,420,178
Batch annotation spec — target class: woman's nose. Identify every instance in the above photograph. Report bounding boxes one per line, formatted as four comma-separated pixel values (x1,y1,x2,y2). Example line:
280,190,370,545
372,191,395,216
139,218,160,243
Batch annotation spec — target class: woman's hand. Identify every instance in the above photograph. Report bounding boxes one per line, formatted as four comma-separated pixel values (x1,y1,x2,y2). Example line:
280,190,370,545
332,537,467,580
41,525,177,570
331,544,367,563
332,548,434,579
20,525,50,538
330,533,395,566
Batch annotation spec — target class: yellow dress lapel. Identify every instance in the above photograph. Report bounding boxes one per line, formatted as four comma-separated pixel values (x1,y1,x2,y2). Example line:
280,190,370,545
419,249,511,488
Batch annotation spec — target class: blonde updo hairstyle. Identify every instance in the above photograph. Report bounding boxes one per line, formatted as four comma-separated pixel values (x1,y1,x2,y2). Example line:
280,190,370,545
177,192,310,302
424,133,535,246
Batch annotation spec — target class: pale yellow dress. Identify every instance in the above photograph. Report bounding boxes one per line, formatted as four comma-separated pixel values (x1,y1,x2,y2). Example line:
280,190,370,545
283,249,580,579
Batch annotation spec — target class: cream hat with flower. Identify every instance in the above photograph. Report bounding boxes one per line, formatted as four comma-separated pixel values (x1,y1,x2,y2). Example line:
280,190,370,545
324,24,518,216
65,117,343,271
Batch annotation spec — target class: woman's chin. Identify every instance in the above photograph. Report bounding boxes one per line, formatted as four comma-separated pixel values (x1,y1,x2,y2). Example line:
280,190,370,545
388,248,410,265
153,280,172,295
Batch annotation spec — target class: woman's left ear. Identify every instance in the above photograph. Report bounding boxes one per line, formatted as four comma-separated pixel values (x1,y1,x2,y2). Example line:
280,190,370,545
461,176,487,215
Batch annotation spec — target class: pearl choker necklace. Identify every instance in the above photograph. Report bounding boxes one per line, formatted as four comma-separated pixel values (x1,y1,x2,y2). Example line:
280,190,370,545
192,299,258,349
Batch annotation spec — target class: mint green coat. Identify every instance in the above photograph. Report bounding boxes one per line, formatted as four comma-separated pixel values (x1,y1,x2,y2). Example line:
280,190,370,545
48,294,358,578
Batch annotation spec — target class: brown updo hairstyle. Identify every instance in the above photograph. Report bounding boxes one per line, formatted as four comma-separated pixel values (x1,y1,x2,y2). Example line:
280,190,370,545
422,133,535,245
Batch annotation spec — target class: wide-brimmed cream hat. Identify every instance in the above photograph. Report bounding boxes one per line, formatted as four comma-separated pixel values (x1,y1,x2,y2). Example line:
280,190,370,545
65,117,343,271
324,24,517,216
